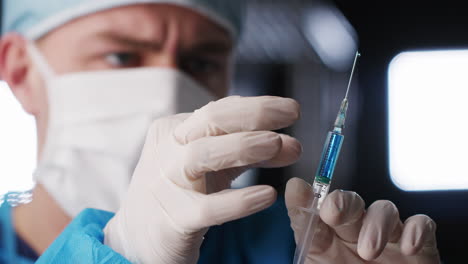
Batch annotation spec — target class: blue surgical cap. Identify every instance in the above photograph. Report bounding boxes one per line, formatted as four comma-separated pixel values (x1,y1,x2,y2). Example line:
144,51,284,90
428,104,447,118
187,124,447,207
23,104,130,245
2,0,245,40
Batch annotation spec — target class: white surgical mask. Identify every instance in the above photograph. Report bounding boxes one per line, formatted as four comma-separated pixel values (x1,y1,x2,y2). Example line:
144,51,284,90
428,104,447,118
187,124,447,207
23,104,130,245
28,44,216,217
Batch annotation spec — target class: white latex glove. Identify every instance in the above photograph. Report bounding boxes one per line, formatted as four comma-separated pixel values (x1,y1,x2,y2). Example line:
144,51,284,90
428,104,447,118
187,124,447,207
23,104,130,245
104,96,302,264
286,178,441,264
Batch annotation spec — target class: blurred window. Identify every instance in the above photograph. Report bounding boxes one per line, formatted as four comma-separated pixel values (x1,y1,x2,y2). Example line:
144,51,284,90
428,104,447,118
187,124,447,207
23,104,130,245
388,50,468,191
0,81,36,196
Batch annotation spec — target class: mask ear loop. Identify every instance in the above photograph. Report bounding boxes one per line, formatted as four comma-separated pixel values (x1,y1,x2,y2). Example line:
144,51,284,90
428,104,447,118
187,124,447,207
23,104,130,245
26,42,57,169
26,42,56,81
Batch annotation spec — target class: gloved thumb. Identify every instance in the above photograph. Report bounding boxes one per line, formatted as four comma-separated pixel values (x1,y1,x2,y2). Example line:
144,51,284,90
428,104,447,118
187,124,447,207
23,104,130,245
200,185,277,227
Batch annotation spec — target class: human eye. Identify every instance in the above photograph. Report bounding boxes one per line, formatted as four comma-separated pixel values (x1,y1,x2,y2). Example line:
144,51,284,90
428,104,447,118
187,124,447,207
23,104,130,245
181,56,223,76
104,52,142,68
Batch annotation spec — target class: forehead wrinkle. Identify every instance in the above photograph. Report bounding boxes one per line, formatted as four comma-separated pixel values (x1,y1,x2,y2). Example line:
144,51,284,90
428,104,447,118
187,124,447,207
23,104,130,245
103,8,166,44
135,4,232,48
60,4,167,50
45,4,233,55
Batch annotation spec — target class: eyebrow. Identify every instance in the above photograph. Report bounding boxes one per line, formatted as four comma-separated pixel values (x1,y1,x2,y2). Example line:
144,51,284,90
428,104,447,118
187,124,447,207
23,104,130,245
96,32,164,50
96,31,232,54
188,41,233,55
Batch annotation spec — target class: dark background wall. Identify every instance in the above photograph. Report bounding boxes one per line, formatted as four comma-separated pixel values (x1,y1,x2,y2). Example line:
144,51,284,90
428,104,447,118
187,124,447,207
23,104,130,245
333,1,468,262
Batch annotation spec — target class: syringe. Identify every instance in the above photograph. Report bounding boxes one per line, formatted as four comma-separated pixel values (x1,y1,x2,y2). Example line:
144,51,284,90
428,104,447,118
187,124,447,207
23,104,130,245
292,51,360,264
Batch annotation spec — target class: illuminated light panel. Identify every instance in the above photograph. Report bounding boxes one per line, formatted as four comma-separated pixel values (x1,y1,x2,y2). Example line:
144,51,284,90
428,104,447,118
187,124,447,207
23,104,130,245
0,81,36,195
388,50,468,191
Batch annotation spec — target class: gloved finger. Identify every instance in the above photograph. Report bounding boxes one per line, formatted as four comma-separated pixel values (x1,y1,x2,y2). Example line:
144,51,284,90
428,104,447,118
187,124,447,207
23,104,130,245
144,113,192,148
284,178,314,233
285,178,315,236
357,200,401,261
257,134,302,168
285,178,314,217
400,214,437,256
285,178,333,253
319,190,365,243
183,131,282,181
200,185,277,227
152,177,276,231
174,96,300,144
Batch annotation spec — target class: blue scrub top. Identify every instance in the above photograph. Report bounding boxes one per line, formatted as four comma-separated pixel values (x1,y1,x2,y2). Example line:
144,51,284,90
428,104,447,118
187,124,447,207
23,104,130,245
0,199,295,263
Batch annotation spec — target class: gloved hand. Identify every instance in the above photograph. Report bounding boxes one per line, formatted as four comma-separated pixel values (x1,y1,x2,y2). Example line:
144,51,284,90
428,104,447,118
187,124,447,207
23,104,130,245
286,178,441,264
104,96,302,264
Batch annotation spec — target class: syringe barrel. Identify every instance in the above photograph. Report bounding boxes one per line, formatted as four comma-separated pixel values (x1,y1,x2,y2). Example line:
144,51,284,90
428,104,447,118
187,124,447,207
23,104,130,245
315,131,344,185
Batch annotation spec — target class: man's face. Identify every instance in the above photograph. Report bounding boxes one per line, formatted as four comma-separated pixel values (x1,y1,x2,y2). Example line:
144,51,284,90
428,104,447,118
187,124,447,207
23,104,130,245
38,4,233,97
0,4,234,153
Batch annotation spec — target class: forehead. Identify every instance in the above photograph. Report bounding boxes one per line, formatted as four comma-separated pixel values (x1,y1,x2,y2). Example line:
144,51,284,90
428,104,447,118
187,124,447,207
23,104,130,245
41,4,232,47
